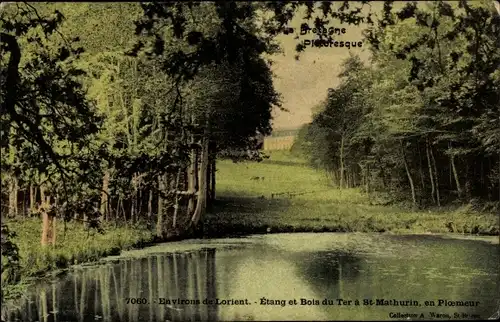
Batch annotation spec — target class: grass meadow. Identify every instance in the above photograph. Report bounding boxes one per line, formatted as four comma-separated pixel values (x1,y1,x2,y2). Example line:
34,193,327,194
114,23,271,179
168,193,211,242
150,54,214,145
205,150,499,236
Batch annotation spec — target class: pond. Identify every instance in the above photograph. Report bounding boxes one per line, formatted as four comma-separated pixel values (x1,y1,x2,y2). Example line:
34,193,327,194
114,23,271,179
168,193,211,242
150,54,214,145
3,233,499,321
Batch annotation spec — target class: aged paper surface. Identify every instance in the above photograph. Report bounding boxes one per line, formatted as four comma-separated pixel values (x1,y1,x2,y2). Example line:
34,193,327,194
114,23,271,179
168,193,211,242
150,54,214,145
1,1,499,321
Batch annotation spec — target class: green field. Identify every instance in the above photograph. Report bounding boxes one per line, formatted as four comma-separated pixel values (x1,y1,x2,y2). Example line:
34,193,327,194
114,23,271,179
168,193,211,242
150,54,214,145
3,151,498,300
205,151,499,236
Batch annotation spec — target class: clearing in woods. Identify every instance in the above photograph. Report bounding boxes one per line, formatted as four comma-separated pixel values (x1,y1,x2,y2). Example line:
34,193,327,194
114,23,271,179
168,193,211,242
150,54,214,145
205,151,499,236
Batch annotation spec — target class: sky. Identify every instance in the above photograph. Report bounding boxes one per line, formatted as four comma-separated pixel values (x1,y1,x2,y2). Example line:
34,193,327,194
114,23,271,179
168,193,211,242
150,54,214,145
268,3,372,130
267,0,494,130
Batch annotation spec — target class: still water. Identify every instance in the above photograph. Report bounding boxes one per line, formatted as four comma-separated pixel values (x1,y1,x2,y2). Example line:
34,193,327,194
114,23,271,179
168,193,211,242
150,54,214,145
3,233,499,321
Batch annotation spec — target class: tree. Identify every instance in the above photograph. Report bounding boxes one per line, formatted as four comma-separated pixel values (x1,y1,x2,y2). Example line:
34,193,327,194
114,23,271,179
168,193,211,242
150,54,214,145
129,2,282,236
1,2,105,245
295,0,499,209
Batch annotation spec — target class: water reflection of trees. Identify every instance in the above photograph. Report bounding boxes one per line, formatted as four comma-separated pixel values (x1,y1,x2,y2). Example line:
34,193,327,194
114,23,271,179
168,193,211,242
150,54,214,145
292,251,362,299
293,239,499,320
5,248,218,322
3,237,498,321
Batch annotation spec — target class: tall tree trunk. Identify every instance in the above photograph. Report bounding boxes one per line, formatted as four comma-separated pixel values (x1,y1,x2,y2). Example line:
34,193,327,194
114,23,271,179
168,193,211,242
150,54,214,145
51,197,57,246
80,183,89,227
138,188,143,222
29,184,35,216
426,139,436,204
100,170,110,221
187,137,197,215
130,174,137,225
7,123,17,217
83,210,88,227
156,175,165,239
115,195,122,224
131,197,135,225
332,170,339,188
401,141,417,207
190,137,209,227
206,152,212,207
418,144,425,192
430,146,441,207
339,135,345,189
147,189,153,225
121,196,126,225
40,186,55,246
172,168,182,231
41,209,50,247
379,162,387,189
451,155,462,198
8,176,18,217
210,158,216,202
194,149,199,191
22,192,27,218
448,143,452,187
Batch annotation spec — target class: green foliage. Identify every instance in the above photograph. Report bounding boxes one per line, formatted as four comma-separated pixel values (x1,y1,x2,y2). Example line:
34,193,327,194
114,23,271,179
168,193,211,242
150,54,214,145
0,2,108,229
2,1,287,273
1,224,20,287
1,218,153,300
295,1,500,206
1,3,101,173
3,0,498,304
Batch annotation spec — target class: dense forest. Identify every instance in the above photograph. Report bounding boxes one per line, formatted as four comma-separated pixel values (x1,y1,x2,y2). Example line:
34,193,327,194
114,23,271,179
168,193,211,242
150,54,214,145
293,0,500,211
1,2,284,247
1,0,499,297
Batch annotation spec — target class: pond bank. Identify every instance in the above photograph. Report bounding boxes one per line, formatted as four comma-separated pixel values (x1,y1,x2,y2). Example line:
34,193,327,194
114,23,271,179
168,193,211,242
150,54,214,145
203,197,499,238
1,218,155,300
4,231,499,322
3,199,497,301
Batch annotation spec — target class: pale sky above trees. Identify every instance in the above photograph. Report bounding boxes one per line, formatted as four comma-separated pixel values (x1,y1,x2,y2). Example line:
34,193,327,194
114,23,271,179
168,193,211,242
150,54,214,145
269,2,374,129
269,1,489,129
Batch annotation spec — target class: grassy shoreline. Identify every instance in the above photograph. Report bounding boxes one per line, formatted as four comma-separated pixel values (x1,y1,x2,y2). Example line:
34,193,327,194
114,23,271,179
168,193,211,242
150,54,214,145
1,218,154,300
207,151,498,237
202,194,498,237
2,151,498,300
